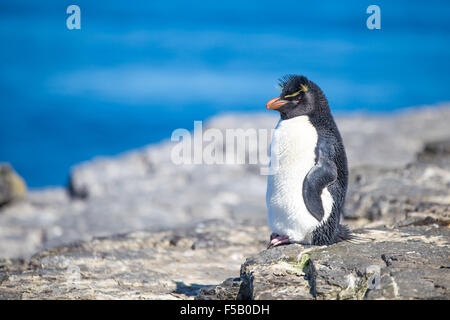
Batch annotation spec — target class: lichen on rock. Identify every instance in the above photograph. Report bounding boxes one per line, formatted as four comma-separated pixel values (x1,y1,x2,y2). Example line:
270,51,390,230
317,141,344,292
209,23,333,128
0,163,26,207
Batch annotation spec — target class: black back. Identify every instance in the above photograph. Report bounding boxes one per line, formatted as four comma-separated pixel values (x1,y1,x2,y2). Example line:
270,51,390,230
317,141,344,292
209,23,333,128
306,81,350,244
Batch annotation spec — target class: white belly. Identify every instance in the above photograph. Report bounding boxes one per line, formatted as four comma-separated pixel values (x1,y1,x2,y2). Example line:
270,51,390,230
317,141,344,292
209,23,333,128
266,116,333,243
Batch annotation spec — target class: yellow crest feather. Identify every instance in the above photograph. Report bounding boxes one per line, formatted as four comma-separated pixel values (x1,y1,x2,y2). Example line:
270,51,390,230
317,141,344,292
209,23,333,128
284,84,308,98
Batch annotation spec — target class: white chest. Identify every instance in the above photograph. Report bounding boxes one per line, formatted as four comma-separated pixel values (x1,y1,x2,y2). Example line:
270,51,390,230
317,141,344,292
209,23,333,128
266,116,325,243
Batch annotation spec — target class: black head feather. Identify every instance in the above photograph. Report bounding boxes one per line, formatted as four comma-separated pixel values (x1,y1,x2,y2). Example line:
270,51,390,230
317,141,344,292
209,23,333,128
278,74,309,94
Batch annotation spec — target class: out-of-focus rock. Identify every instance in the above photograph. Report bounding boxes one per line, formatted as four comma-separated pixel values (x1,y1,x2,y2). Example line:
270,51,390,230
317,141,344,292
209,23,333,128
0,163,26,207
68,105,450,200
344,139,450,227
417,139,450,165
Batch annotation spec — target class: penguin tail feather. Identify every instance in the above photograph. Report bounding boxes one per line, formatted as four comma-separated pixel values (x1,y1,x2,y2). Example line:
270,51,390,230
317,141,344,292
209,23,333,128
337,224,354,242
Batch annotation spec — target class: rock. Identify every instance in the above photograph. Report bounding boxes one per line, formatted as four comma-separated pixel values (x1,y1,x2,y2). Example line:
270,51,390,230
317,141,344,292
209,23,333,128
417,139,450,166
198,225,450,300
196,277,243,300
344,139,450,226
0,163,26,207
0,220,268,299
4,219,446,300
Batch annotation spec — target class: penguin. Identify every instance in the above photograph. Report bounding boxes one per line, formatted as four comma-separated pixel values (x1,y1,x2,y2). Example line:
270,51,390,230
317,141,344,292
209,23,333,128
265,74,351,248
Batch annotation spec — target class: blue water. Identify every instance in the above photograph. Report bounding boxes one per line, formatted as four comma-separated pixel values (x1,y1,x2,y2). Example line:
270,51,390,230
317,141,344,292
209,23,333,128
1,0,449,187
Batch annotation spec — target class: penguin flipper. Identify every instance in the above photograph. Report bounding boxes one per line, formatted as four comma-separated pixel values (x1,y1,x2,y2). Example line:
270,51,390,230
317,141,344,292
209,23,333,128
302,159,337,222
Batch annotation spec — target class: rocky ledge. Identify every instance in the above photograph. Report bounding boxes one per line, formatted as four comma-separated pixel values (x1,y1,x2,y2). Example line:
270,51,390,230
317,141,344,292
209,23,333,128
197,225,449,300
0,221,268,299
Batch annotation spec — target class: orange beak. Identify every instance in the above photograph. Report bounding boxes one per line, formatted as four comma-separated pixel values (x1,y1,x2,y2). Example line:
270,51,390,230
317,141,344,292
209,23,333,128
266,97,288,110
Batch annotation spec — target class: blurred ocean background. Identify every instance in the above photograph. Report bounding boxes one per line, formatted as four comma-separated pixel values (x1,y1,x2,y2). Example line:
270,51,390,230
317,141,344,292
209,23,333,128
0,0,449,188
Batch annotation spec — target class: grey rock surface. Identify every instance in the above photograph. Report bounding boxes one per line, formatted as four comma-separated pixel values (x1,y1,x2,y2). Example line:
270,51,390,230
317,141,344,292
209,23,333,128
345,142,450,226
197,225,450,300
0,220,268,300
0,104,449,261
2,220,448,300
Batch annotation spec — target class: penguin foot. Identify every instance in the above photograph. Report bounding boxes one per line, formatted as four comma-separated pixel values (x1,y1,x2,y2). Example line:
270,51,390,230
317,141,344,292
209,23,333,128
267,233,290,249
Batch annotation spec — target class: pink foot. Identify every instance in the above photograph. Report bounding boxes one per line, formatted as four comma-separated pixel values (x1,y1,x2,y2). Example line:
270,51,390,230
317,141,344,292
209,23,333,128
267,233,290,249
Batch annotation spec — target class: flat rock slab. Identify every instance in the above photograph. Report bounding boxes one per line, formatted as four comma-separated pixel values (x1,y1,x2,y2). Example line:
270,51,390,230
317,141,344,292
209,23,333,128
198,226,450,300
0,221,269,300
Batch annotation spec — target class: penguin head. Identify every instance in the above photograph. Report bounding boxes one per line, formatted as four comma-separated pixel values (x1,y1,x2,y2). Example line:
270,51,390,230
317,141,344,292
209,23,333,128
266,75,329,120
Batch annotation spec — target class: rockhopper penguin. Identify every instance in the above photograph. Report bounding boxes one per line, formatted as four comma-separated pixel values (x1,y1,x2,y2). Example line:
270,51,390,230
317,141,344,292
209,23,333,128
266,75,351,248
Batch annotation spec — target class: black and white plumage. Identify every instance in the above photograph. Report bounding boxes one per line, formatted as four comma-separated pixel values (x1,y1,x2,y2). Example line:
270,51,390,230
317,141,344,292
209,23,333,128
266,75,351,247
